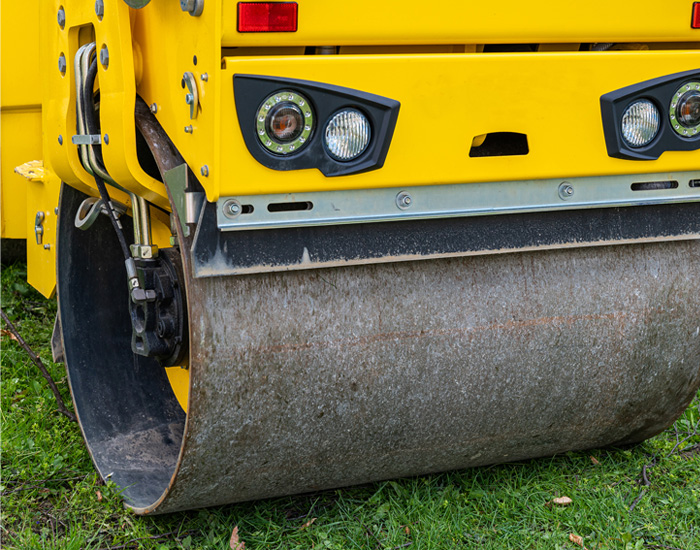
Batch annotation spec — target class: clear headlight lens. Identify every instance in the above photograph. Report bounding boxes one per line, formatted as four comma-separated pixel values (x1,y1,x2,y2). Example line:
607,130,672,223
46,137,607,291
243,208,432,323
324,109,371,161
620,100,660,148
256,91,314,155
670,82,700,137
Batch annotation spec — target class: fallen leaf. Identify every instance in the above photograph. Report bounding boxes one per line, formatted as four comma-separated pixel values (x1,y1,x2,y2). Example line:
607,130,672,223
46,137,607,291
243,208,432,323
405,525,411,535
230,526,245,550
0,329,19,342
300,517,317,530
590,456,600,465
552,496,573,506
569,533,587,549
96,490,102,502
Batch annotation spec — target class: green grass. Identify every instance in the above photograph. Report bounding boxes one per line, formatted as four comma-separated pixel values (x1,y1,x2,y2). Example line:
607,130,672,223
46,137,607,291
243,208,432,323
2,261,699,550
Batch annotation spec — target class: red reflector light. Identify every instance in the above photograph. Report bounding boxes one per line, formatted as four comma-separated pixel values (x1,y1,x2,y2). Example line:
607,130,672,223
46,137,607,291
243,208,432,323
238,2,298,32
693,2,700,28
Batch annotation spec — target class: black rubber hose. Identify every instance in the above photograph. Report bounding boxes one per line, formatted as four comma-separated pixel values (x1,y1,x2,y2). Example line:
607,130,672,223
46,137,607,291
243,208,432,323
94,175,132,263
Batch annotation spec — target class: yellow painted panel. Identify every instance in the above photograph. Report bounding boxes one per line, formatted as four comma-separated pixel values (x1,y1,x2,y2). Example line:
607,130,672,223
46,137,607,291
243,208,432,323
1,0,43,241
222,0,700,46
1,2,41,107
25,173,61,298
1,110,42,239
165,367,189,413
206,50,700,199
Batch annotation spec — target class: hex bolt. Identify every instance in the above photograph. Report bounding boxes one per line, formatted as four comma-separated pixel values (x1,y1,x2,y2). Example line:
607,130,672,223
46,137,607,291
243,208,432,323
180,0,204,16
223,200,242,219
200,73,209,82
184,125,193,133
95,0,104,19
396,191,413,210
149,103,158,113
58,53,67,75
200,165,209,177
185,93,194,105
57,7,66,29
99,45,109,69
58,135,64,145
44,244,52,250
558,182,574,200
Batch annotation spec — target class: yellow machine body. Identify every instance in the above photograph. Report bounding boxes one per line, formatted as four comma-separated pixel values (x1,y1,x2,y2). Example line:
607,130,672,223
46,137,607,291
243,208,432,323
2,0,700,514
3,1,700,277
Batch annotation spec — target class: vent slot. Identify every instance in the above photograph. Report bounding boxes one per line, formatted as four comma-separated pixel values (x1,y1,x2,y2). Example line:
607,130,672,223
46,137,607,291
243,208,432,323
630,181,678,191
267,201,313,213
689,180,700,188
469,133,529,158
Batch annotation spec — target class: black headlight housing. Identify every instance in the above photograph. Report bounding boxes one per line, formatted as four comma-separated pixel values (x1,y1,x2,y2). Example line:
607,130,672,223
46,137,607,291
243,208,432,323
600,69,700,160
234,75,400,177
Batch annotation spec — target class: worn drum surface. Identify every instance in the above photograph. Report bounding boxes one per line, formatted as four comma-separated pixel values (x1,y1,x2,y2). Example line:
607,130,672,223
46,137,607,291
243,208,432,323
57,185,700,514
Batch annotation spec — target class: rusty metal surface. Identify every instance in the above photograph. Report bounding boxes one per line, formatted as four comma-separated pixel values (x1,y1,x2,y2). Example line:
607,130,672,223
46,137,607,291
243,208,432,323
141,238,700,513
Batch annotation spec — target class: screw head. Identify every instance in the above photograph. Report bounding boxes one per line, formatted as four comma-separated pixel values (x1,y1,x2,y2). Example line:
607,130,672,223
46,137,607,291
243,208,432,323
184,125,193,133
58,135,64,145
185,93,194,105
149,103,158,113
58,53,67,75
396,191,413,210
200,165,209,177
558,182,574,200
103,134,109,145
223,199,242,219
57,7,66,29
99,45,109,69
95,0,104,19
200,73,209,82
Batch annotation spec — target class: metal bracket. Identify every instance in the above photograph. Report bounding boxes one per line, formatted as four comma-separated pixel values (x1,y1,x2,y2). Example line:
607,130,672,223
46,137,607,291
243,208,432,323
164,164,205,238
216,171,700,232
14,160,46,183
182,72,199,119
71,134,102,145
74,196,127,231
34,211,45,245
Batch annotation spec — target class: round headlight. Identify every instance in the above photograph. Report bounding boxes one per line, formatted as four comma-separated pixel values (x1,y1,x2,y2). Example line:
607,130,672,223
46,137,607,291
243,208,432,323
670,82,700,138
256,91,314,155
620,100,660,148
324,109,371,161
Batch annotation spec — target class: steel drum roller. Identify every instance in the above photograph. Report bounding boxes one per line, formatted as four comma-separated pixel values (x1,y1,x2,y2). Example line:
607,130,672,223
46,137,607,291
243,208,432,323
57,184,700,514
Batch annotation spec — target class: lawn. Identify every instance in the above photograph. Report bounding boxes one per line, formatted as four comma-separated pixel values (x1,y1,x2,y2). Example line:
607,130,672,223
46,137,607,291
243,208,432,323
1,261,698,550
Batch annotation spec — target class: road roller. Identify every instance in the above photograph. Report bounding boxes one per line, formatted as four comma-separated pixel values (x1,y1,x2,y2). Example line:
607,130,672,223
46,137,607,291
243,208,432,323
2,0,700,514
